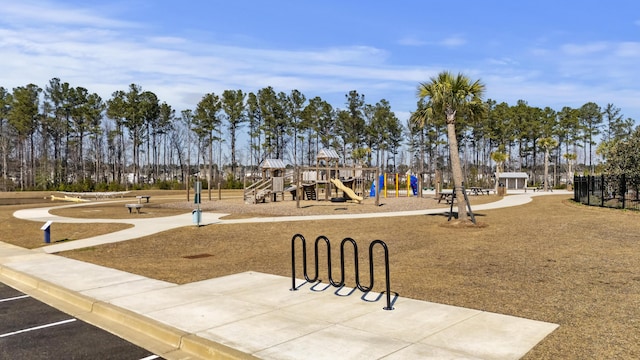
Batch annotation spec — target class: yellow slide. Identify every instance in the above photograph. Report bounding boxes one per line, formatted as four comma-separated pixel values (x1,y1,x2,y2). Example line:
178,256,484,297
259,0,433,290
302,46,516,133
330,178,363,203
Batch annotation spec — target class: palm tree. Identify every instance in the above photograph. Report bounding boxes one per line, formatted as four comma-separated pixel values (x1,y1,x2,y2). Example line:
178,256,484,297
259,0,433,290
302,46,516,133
537,137,558,191
563,152,577,187
417,71,486,222
490,148,509,191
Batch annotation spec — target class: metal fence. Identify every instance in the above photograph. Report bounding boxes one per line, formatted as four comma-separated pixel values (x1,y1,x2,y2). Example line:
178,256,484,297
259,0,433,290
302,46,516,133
574,174,640,210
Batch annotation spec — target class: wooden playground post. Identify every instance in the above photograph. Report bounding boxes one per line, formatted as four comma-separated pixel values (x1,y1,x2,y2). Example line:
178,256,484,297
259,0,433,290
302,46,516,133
296,167,301,209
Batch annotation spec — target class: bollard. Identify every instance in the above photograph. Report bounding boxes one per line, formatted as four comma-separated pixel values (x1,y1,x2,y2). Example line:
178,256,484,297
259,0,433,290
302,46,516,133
192,209,201,225
41,221,53,243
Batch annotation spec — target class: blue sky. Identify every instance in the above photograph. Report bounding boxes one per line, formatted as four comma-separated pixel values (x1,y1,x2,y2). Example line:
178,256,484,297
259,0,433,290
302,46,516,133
2,0,640,124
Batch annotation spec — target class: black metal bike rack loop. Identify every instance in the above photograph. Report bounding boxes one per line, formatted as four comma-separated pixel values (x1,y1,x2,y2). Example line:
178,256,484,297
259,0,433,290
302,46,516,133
291,233,395,310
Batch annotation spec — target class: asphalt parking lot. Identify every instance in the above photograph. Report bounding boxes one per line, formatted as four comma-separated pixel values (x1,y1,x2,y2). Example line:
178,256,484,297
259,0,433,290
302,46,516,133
0,282,163,360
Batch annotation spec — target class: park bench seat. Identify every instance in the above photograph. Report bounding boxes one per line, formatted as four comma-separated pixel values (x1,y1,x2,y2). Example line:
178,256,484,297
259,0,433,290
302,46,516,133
126,203,143,214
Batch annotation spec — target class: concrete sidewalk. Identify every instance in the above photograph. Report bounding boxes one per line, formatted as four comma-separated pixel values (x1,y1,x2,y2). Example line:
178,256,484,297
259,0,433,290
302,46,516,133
0,241,558,359
2,191,567,359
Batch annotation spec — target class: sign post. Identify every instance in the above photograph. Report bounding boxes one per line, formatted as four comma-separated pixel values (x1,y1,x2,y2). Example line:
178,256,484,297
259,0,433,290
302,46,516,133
193,179,202,226
41,221,53,243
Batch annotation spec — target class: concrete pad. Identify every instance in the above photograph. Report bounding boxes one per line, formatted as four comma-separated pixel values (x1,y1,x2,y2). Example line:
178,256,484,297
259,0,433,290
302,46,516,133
2,257,559,360
188,271,286,295
254,324,411,360
420,311,559,360
381,343,485,359
225,277,330,308
80,278,176,301
343,298,482,342
110,284,221,314
147,296,273,333
281,287,387,324
0,242,34,259
5,254,148,292
198,311,332,354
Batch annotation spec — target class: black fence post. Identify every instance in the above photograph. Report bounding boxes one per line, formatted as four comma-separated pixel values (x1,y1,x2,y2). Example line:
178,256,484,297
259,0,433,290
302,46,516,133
587,175,591,206
601,174,605,207
622,173,626,209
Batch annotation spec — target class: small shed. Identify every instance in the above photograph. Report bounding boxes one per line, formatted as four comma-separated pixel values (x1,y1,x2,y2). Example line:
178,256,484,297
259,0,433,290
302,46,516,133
496,172,529,189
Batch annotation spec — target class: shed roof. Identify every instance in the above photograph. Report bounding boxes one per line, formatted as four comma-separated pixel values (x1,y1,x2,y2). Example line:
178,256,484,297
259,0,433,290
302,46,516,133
497,172,529,179
317,149,340,160
260,158,286,169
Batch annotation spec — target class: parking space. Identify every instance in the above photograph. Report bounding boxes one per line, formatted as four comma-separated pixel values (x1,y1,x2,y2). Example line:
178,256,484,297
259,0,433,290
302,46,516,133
0,282,163,360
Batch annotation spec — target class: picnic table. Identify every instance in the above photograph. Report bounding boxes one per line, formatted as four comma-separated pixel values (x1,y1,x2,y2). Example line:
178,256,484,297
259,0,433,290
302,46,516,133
136,195,151,203
125,203,143,214
469,187,492,195
524,185,553,192
437,191,455,204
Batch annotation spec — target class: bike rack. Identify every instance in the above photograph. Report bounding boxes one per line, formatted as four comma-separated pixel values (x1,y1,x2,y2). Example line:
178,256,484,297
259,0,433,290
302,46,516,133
290,234,395,310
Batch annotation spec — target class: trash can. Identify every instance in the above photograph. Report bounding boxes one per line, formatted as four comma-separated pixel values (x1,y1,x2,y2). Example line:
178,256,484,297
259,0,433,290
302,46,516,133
192,209,201,224
497,183,506,196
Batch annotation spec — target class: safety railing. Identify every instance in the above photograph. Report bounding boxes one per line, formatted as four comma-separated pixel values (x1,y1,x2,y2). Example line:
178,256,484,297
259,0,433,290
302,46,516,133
290,234,395,310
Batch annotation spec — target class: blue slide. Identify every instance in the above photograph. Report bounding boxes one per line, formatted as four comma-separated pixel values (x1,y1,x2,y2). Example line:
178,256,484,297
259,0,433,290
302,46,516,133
410,175,418,195
369,175,384,196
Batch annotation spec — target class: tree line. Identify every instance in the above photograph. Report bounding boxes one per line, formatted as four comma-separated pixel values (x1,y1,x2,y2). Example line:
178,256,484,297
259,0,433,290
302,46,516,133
0,77,636,192
410,94,635,189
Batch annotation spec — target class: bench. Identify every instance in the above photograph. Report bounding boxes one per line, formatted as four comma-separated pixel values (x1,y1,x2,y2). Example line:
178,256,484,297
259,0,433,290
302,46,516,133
136,195,151,203
525,186,553,192
125,203,143,214
469,187,492,195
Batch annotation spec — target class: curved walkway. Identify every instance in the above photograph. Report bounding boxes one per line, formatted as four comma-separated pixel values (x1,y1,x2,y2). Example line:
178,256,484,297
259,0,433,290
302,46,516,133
13,190,570,254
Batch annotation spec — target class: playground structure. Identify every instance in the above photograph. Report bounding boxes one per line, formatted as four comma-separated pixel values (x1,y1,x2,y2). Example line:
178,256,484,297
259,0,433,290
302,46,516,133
369,173,419,198
244,149,379,205
296,149,370,203
243,158,287,204
244,149,432,206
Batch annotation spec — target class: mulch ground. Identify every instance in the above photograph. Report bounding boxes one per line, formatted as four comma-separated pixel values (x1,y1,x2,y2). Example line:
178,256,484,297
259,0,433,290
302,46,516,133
2,191,640,359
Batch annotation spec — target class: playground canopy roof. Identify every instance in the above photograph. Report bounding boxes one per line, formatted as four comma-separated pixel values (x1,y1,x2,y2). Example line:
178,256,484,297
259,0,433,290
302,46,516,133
260,159,286,169
317,149,339,160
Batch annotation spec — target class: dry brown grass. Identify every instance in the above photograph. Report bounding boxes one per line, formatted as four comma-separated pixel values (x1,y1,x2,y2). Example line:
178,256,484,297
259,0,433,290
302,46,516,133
0,203,132,249
2,190,640,358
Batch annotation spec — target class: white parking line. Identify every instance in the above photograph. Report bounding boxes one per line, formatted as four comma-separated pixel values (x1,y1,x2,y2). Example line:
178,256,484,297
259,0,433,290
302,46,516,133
0,295,30,302
0,318,76,338
139,355,159,360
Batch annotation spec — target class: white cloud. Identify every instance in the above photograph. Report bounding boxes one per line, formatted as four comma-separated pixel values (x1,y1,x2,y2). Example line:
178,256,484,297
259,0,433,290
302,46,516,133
398,36,427,47
440,36,466,47
1,1,136,28
614,42,640,57
560,42,609,56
